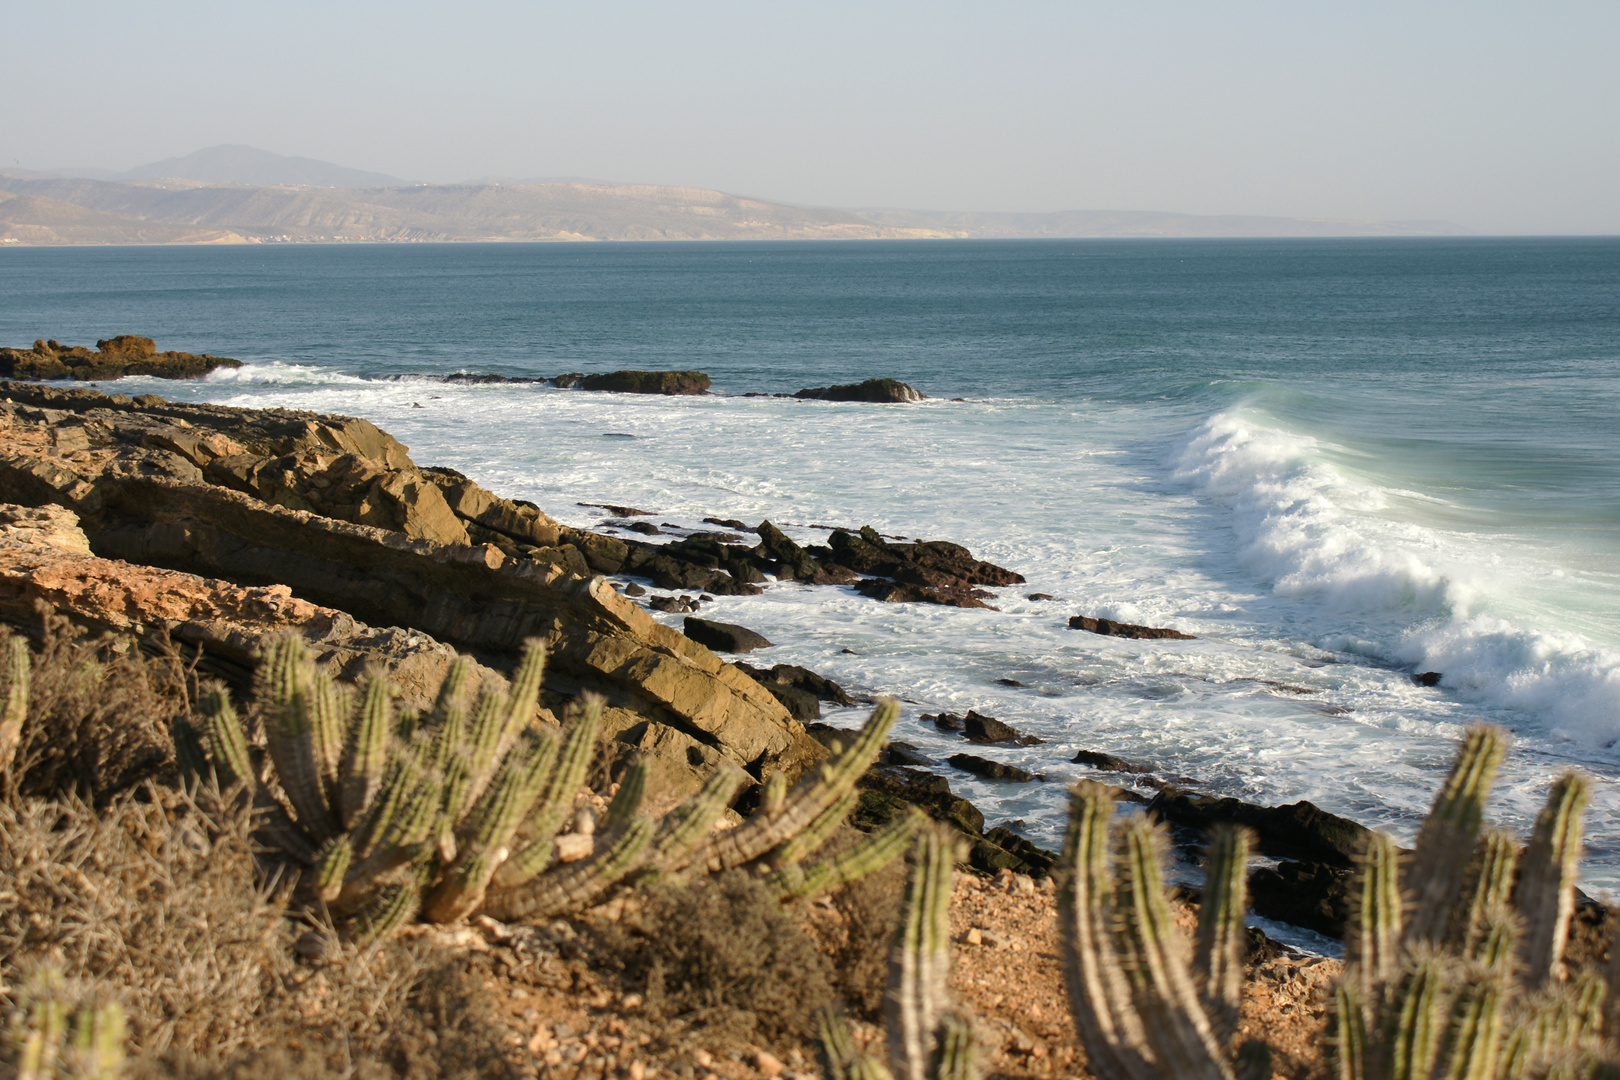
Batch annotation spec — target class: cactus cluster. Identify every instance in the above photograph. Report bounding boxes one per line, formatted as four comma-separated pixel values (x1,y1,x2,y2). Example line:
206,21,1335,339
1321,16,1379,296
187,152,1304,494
1056,725,1612,1080
185,634,911,942
3,968,124,1080
819,826,979,1080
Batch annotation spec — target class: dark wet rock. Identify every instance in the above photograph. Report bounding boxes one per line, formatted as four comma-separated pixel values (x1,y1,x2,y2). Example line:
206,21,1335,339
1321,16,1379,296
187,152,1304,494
881,741,933,767
614,520,662,535
682,615,774,654
579,502,653,517
755,520,856,585
1068,615,1195,640
760,681,820,722
852,766,1053,877
982,826,1058,877
703,517,748,529
1248,861,1351,938
793,378,923,403
1146,788,1370,869
621,582,646,597
647,595,698,614
688,531,745,545
1414,671,1443,687
831,525,1020,608
926,712,966,732
573,370,711,395
948,753,1036,782
762,663,853,706
1026,593,1055,602
963,710,1043,746
0,336,241,382
993,678,1027,687
855,578,993,609
1071,749,1153,774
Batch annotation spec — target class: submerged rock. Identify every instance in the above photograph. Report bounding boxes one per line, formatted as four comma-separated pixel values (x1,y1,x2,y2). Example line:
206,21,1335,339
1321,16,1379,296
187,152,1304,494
793,378,923,403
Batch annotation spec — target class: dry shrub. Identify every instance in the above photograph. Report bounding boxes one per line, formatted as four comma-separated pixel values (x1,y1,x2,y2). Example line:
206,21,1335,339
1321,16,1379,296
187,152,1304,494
130,945,510,1080
8,611,186,801
820,827,907,1019
0,782,294,1058
0,780,511,1078
620,870,835,1045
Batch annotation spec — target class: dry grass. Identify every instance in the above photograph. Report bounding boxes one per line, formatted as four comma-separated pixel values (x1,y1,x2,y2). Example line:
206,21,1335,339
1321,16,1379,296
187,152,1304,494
7,611,186,802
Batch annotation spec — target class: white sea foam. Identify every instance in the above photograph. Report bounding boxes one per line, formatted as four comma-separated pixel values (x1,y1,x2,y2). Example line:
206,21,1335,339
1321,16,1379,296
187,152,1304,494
1174,410,1620,746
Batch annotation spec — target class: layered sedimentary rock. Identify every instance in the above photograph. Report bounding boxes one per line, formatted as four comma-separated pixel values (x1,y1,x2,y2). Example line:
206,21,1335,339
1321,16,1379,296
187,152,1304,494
0,380,817,812
0,336,241,381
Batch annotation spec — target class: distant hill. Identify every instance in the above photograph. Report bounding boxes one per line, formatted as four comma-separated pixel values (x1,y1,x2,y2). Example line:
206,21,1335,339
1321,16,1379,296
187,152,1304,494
0,190,248,245
0,175,952,243
116,145,408,188
854,207,1469,238
0,145,1470,244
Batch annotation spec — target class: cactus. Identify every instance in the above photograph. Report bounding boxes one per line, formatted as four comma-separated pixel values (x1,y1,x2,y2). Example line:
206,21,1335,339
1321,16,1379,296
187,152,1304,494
1055,723,1616,1079
192,632,905,941
818,825,978,1080
0,632,31,779
4,968,125,1080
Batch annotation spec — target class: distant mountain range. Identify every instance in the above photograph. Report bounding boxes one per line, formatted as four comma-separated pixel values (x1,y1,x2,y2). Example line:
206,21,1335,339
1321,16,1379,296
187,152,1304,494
0,145,1468,244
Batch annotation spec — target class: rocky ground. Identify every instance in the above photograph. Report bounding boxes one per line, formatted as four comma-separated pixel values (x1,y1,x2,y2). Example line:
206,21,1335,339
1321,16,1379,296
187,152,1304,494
401,872,1338,1080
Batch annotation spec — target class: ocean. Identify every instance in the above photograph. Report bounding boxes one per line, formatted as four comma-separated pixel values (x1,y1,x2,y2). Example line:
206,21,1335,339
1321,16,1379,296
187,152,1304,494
3,238,1618,901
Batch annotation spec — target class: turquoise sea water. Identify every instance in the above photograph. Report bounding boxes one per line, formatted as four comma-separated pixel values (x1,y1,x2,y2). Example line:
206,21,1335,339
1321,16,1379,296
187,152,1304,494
3,239,1618,890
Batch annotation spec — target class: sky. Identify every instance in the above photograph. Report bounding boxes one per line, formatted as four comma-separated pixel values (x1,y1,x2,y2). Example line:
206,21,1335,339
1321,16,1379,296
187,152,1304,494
5,1,1617,234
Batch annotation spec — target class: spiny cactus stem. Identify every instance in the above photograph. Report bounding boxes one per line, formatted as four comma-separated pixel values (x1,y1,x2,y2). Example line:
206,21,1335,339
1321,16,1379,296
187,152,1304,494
1329,982,1366,1080
886,827,957,1080
1404,725,1506,947
338,674,392,830
482,816,654,921
1459,829,1519,956
1436,973,1504,1080
773,806,923,901
929,1012,978,1080
693,699,898,874
1195,825,1252,1036
1348,831,1404,1001
1057,782,1152,1080
198,681,255,793
603,758,649,829
497,638,547,753
1516,770,1589,986
768,782,860,869
1374,953,1449,1080
1115,817,1230,1080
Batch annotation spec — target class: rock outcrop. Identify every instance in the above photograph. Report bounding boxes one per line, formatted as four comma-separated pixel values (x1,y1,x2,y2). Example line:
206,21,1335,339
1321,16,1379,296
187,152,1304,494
0,380,820,813
1068,614,1195,640
0,502,508,715
0,336,241,381
554,370,711,395
793,378,923,403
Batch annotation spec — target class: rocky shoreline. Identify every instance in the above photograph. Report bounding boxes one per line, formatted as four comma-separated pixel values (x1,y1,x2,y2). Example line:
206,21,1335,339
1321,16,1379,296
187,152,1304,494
0,369,1603,958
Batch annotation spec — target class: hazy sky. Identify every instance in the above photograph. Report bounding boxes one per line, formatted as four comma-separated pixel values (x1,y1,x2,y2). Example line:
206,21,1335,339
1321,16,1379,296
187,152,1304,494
6,1,1617,233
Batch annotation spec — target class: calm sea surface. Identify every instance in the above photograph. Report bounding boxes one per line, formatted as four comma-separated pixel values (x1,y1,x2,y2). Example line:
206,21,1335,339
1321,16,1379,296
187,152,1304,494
4,238,1618,902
